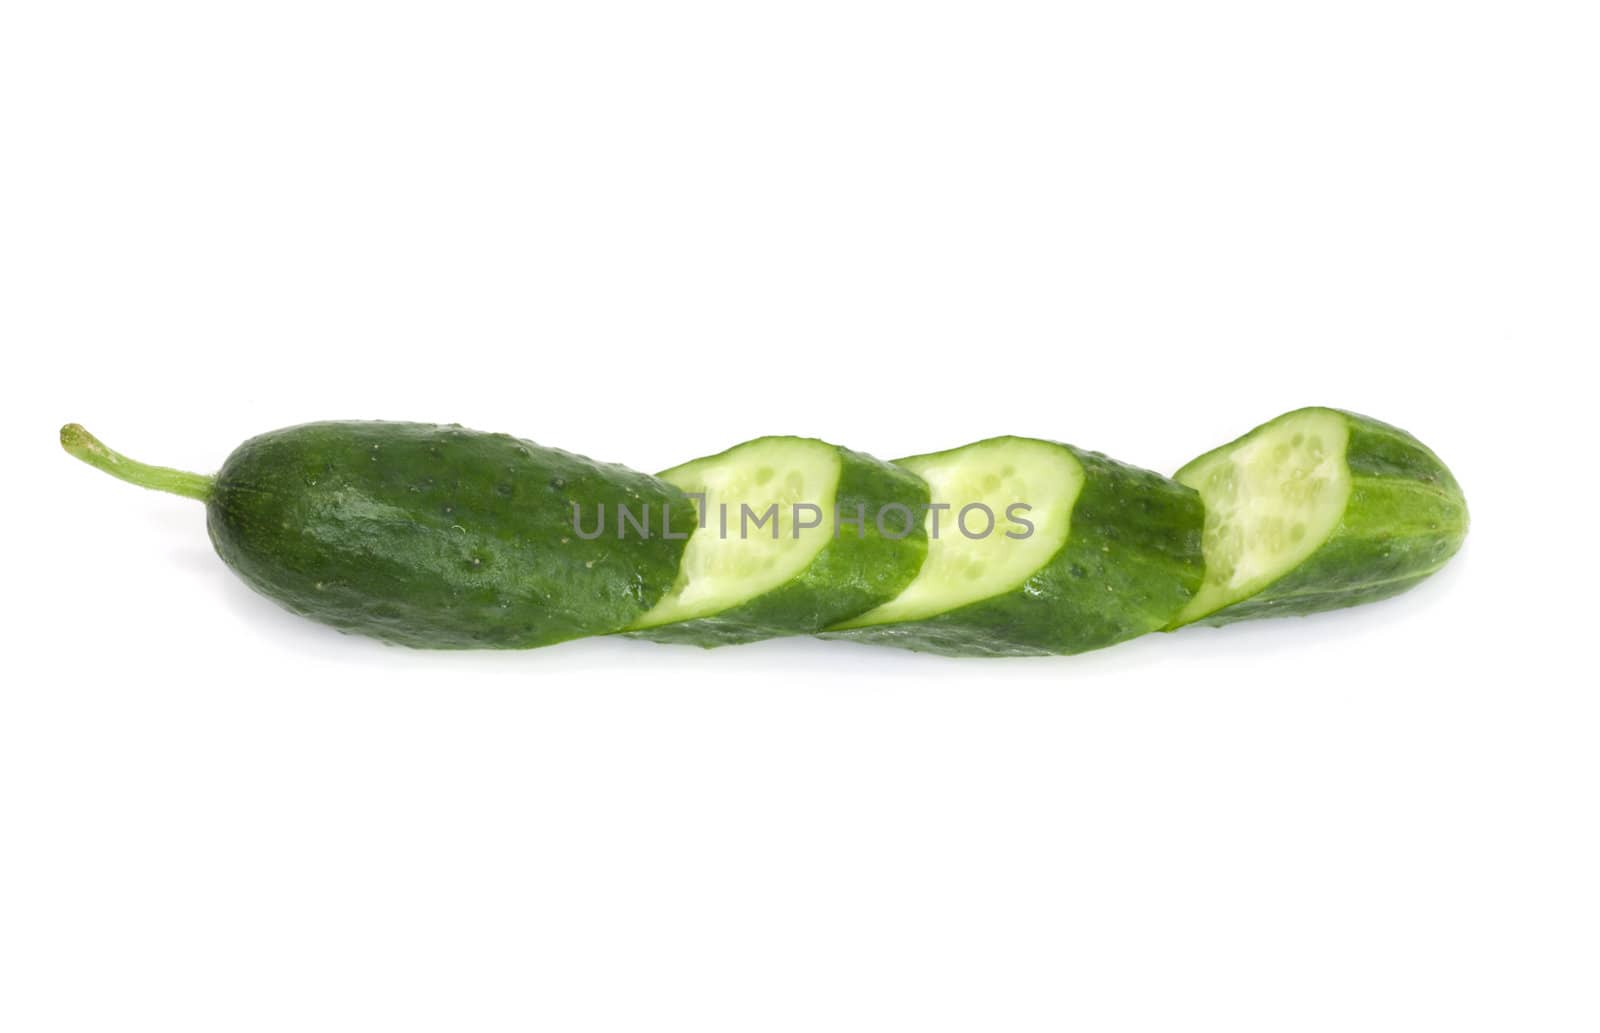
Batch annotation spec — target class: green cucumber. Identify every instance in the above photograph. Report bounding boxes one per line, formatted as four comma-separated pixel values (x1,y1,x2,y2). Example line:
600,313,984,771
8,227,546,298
61,411,1464,656
628,436,929,646
825,436,1205,657
1169,407,1468,627
61,421,696,648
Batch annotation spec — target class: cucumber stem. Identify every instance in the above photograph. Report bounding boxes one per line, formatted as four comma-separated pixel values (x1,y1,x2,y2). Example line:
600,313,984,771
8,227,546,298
60,424,214,501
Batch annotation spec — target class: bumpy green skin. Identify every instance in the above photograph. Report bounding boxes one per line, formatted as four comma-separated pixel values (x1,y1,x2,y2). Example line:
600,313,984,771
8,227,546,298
824,445,1205,657
631,444,931,647
207,422,697,648
1177,409,1468,627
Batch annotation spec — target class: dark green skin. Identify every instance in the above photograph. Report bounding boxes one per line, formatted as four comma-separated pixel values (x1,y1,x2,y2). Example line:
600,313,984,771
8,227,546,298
1178,409,1468,626
824,443,1206,657
631,443,931,647
207,422,697,648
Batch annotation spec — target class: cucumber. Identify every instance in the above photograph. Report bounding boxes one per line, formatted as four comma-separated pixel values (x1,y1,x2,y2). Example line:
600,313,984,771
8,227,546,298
825,437,1205,657
1169,407,1468,627
60,422,697,648
628,436,929,646
61,411,1465,656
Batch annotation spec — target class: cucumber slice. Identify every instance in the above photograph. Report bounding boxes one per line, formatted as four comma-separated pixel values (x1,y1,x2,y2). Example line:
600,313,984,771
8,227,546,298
628,436,929,646
826,436,1204,657
1170,407,1468,627
203,422,698,649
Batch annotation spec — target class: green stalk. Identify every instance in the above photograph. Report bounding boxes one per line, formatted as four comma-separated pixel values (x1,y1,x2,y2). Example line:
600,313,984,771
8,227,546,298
60,424,214,501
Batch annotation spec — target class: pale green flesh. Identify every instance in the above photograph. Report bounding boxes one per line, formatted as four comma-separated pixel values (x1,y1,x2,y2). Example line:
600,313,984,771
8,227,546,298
837,438,1081,627
629,438,842,628
1175,409,1352,622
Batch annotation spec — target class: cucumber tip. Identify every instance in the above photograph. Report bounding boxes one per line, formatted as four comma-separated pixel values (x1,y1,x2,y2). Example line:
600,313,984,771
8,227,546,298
60,423,91,452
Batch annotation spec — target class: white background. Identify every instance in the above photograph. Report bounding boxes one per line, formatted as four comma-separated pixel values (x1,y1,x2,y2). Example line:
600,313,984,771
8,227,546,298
2,2,1596,1030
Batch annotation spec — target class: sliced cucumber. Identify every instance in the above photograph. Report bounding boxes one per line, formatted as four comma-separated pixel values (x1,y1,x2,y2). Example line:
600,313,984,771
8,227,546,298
628,436,929,646
183,422,696,649
1170,407,1468,627
826,436,1204,657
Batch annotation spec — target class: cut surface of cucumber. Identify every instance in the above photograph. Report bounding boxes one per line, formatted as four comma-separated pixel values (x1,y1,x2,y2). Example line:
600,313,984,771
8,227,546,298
838,437,1080,625
634,437,840,626
628,436,929,645
1170,407,1468,627
827,436,1204,657
1176,408,1351,622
